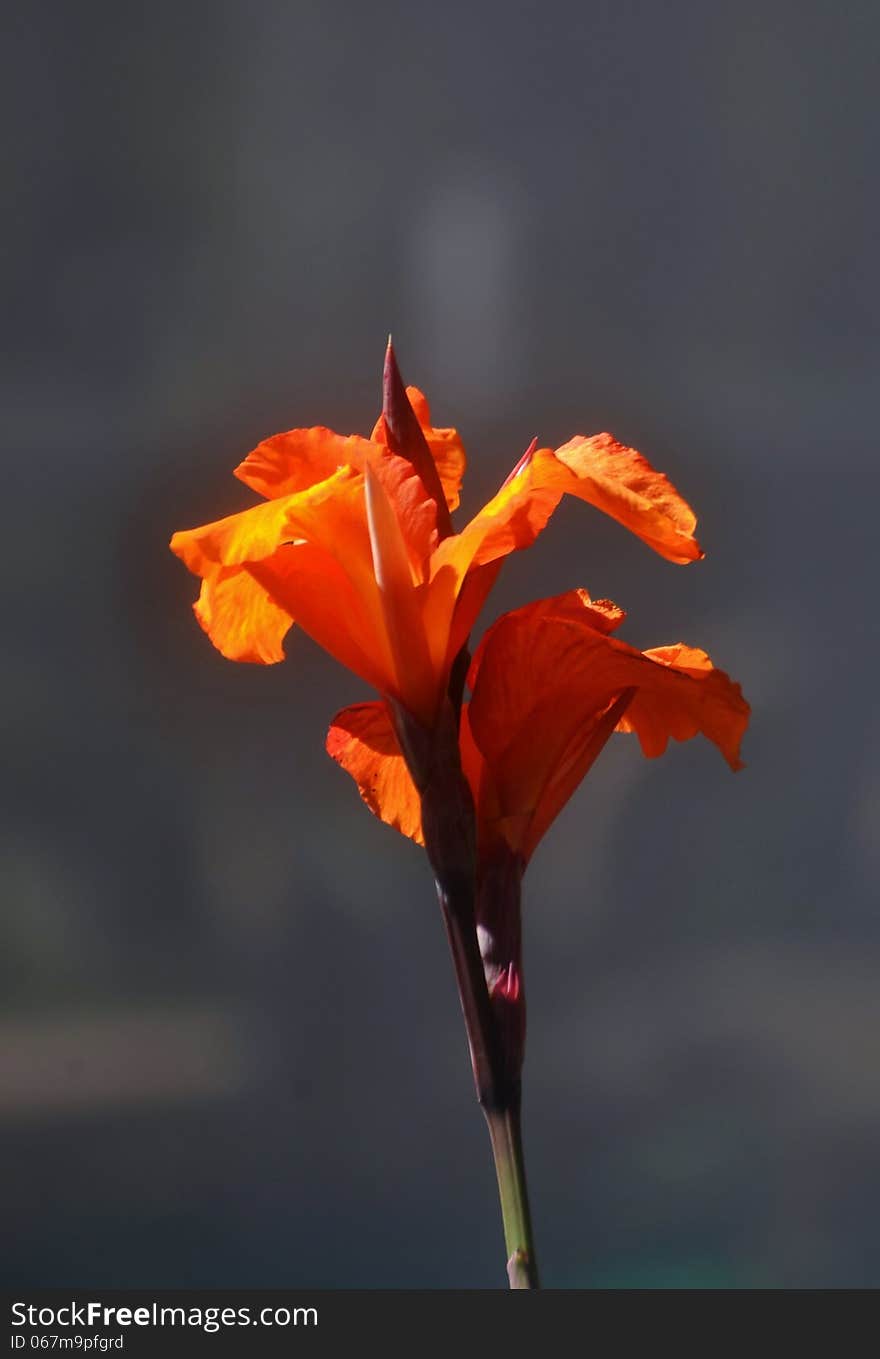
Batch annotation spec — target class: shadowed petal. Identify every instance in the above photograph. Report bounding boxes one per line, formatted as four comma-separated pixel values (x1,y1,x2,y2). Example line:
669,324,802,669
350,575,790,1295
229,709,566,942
467,590,749,859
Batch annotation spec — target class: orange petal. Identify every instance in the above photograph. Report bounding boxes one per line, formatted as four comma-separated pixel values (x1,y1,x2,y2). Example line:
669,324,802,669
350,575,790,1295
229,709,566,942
467,590,749,859
461,453,563,570
371,384,466,512
193,565,293,664
369,450,439,577
276,456,443,712
234,428,375,500
236,414,441,575
618,642,749,769
534,434,703,564
364,463,438,722
248,544,395,695
467,595,625,858
421,457,562,669
172,468,397,694
170,479,327,576
444,559,503,676
326,701,424,845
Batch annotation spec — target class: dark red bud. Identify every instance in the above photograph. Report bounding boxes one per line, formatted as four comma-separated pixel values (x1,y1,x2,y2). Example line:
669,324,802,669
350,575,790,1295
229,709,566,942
382,338,453,538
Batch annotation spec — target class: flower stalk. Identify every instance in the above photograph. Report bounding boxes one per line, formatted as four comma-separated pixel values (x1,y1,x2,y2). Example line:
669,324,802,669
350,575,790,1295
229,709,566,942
435,867,539,1290
391,691,539,1288
487,1103,538,1289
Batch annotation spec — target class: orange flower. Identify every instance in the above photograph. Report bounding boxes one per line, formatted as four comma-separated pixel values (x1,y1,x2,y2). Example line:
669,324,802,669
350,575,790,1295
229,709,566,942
170,348,747,1288
170,348,703,729
326,588,749,863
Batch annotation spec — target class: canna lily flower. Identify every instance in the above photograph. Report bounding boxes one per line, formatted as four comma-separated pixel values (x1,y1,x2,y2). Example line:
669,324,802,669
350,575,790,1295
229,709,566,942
170,344,747,1290
170,346,703,733
327,588,749,1073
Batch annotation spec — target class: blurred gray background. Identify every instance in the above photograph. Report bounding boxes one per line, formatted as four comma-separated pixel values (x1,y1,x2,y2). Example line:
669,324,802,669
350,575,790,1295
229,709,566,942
3,0,878,1288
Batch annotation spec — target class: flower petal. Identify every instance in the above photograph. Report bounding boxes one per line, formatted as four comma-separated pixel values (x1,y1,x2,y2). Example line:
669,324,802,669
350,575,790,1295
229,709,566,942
444,560,503,676
535,435,703,564
248,545,395,694
326,701,425,845
170,480,324,575
365,463,437,722
618,642,749,769
467,590,748,859
172,468,398,694
193,566,293,664
370,450,439,577
234,428,375,500
371,385,466,513
421,458,562,669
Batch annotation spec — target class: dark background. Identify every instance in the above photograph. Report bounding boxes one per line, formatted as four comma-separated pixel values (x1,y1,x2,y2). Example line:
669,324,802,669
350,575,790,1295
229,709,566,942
3,0,878,1288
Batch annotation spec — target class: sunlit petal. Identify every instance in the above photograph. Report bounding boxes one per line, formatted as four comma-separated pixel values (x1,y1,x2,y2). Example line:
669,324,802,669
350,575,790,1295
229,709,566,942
193,566,294,665
234,428,375,500
535,435,703,564
326,701,425,845
365,464,437,721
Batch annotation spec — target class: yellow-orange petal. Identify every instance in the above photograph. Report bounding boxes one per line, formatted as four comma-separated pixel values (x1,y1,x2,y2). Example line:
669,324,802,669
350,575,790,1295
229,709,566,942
234,427,375,500
443,559,504,676
467,590,749,859
534,434,703,564
167,467,363,578
364,463,438,723
236,417,441,575
193,565,293,664
269,466,393,649
171,467,399,695
371,385,466,512
421,457,563,671
326,701,425,845
170,481,320,576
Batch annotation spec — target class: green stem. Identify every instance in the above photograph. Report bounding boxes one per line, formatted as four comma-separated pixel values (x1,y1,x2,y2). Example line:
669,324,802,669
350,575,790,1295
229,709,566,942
486,1102,539,1289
